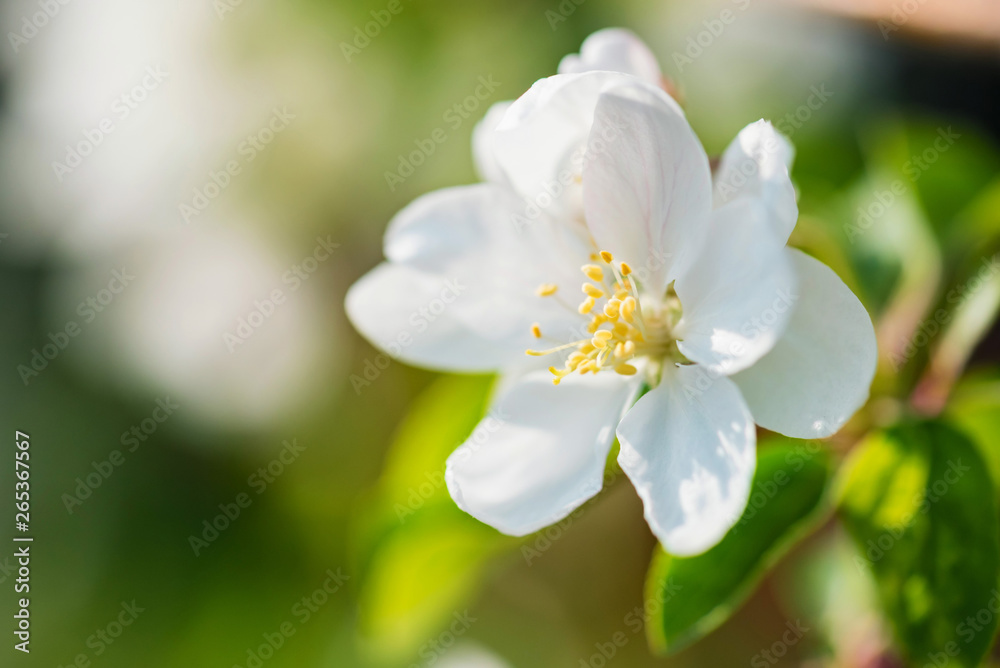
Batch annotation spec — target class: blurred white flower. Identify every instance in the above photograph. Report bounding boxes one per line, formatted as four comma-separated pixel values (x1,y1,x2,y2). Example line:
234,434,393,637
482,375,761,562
347,31,875,556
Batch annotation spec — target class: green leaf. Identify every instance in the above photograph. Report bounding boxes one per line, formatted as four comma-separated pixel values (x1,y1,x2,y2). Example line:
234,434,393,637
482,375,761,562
838,421,1000,667
948,371,1000,497
645,439,831,654
353,374,516,663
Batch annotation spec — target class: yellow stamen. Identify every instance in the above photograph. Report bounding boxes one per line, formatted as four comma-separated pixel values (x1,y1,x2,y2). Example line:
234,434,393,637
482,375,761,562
578,296,596,314
536,283,558,297
615,364,638,375
582,265,604,282
582,283,604,299
600,250,614,263
591,336,608,349
603,299,621,319
594,330,613,341
531,323,542,338
620,262,632,276
621,297,636,322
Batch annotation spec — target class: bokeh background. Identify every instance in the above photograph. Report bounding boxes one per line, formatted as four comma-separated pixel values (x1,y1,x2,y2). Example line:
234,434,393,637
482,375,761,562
1,0,999,666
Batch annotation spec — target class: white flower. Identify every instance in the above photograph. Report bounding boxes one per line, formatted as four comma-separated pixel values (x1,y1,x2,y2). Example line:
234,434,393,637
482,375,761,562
346,30,876,556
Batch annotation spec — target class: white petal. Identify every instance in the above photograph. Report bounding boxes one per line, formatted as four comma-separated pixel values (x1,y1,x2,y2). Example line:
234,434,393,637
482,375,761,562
384,184,494,271
472,101,513,186
713,120,798,243
732,249,877,438
558,28,662,86
446,369,641,536
383,184,590,352
493,71,639,219
617,364,756,556
582,80,712,294
674,199,797,375
345,262,519,372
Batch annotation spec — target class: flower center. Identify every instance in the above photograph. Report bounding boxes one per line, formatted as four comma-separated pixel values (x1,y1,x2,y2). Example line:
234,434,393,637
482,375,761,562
526,250,684,385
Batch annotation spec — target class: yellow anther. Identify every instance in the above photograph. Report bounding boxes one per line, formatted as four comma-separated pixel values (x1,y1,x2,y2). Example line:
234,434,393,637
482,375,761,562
600,250,614,263
552,378,561,385
582,265,604,282
531,323,542,338
567,352,588,366
578,296,596,314
591,336,608,349
614,290,629,301
621,297,636,322
579,342,595,354
620,262,633,276
614,342,627,358
613,322,629,336
623,340,636,356
536,283,558,297
582,283,604,298
594,330,613,341
525,349,546,356
603,299,621,318
615,364,638,375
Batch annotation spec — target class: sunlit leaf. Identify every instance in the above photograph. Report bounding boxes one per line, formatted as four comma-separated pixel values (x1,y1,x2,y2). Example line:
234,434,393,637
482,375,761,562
838,421,1000,668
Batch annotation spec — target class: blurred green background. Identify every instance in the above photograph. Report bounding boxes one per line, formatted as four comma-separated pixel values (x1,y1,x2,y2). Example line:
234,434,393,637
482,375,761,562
1,0,999,666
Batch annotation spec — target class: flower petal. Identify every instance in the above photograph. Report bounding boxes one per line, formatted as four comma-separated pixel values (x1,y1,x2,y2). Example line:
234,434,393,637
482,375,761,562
446,369,641,536
732,249,877,438
558,28,662,86
582,79,713,294
345,262,519,372
494,71,639,220
382,183,591,354
674,199,797,375
472,101,513,186
617,364,756,556
713,120,798,243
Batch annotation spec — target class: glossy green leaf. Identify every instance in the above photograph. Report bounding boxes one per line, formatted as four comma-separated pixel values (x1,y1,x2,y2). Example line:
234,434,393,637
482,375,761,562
838,421,1000,668
645,440,831,654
